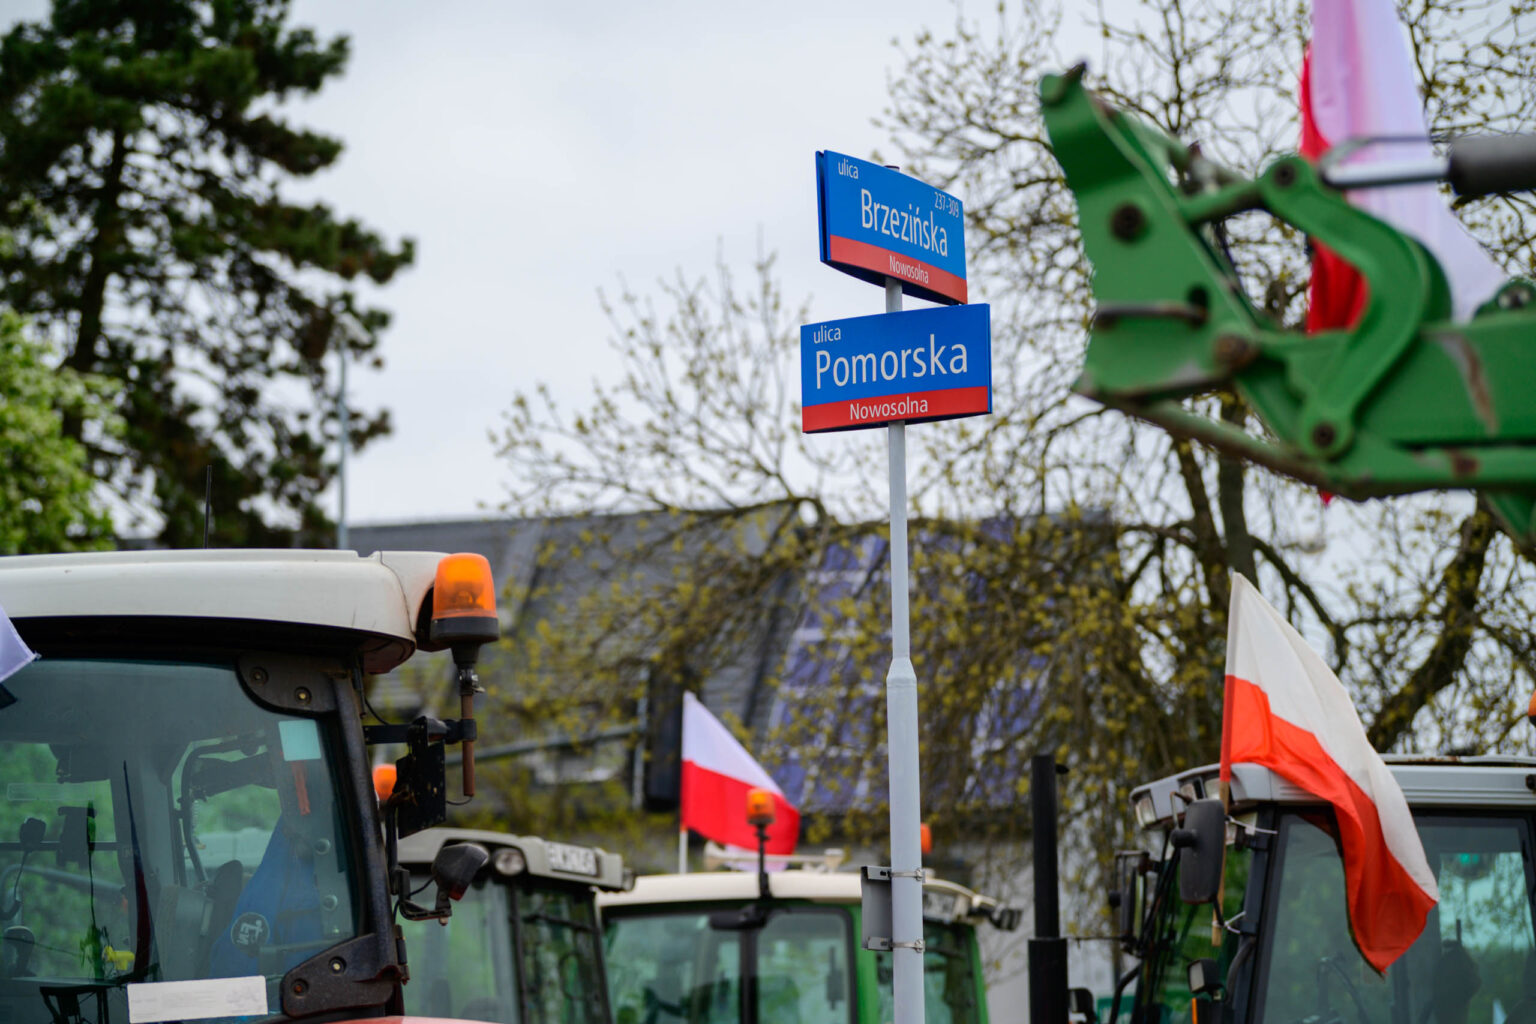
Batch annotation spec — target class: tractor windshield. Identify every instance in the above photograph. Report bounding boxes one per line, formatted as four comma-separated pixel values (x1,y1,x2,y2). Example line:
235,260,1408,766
0,658,361,1023
515,880,607,1024
1134,811,1536,1024
604,903,986,1023
1258,813,1535,1024
603,906,855,1024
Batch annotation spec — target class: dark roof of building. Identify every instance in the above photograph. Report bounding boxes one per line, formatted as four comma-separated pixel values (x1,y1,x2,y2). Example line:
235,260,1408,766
348,510,1113,817
348,511,793,731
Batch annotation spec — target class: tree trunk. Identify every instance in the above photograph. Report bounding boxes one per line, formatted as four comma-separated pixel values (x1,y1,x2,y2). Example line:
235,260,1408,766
69,126,128,376
1174,439,1231,612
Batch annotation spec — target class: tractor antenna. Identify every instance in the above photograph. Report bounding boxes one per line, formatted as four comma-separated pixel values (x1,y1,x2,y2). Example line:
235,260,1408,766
203,466,213,548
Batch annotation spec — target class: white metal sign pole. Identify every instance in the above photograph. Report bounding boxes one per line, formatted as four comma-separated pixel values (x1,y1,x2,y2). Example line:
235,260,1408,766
883,275,926,1024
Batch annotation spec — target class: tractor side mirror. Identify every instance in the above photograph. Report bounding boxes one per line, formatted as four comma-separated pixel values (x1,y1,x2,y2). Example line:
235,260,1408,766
1187,957,1222,997
1108,850,1149,945
988,905,1023,932
400,842,489,922
433,842,490,903
1112,847,1148,945
1069,987,1100,1024
1171,799,1226,905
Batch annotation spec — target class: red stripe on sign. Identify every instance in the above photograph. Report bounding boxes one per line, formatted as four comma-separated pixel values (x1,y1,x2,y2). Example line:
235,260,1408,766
802,385,990,433
1225,673,1435,971
827,235,967,304
681,760,800,854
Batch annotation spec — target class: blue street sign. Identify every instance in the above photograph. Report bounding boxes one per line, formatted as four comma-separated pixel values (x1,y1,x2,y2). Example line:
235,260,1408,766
801,304,991,433
816,150,968,305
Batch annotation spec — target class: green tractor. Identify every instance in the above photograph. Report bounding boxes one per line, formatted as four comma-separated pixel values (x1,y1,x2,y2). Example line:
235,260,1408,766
598,855,1019,1024
1103,757,1536,1024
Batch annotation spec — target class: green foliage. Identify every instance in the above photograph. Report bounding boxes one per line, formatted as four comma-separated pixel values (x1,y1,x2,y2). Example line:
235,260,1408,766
0,0,412,546
0,309,116,553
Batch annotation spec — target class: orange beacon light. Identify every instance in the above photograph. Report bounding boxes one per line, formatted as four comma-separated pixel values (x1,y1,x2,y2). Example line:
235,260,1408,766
428,553,500,800
746,788,777,827
373,764,397,802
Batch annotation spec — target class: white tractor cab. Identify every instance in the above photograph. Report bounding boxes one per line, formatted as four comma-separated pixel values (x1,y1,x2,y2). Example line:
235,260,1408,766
0,549,501,1024
393,827,627,1024
1096,757,1536,1024
598,849,1020,1024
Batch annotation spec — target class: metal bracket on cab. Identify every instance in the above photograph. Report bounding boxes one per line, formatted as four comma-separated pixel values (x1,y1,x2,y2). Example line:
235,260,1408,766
860,865,927,953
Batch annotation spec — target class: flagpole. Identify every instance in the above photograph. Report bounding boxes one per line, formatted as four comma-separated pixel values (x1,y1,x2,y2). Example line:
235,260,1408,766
1212,777,1228,946
1212,578,1240,946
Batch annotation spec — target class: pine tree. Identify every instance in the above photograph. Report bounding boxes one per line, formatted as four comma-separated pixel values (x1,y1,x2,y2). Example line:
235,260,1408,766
0,0,413,546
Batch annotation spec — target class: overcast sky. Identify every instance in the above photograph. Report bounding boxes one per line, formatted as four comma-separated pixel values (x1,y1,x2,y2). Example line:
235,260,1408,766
288,0,999,526
2,0,1107,527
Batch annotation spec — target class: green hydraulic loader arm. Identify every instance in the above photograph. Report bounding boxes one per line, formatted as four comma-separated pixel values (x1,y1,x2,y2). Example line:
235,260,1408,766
1038,65,1536,544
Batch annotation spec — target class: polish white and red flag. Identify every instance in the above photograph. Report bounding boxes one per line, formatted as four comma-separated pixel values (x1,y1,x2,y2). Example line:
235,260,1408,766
1301,0,1503,330
1220,574,1437,971
681,691,800,855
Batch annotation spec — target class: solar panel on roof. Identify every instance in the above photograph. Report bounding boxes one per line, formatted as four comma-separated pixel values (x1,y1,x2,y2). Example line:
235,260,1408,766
760,526,1061,814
